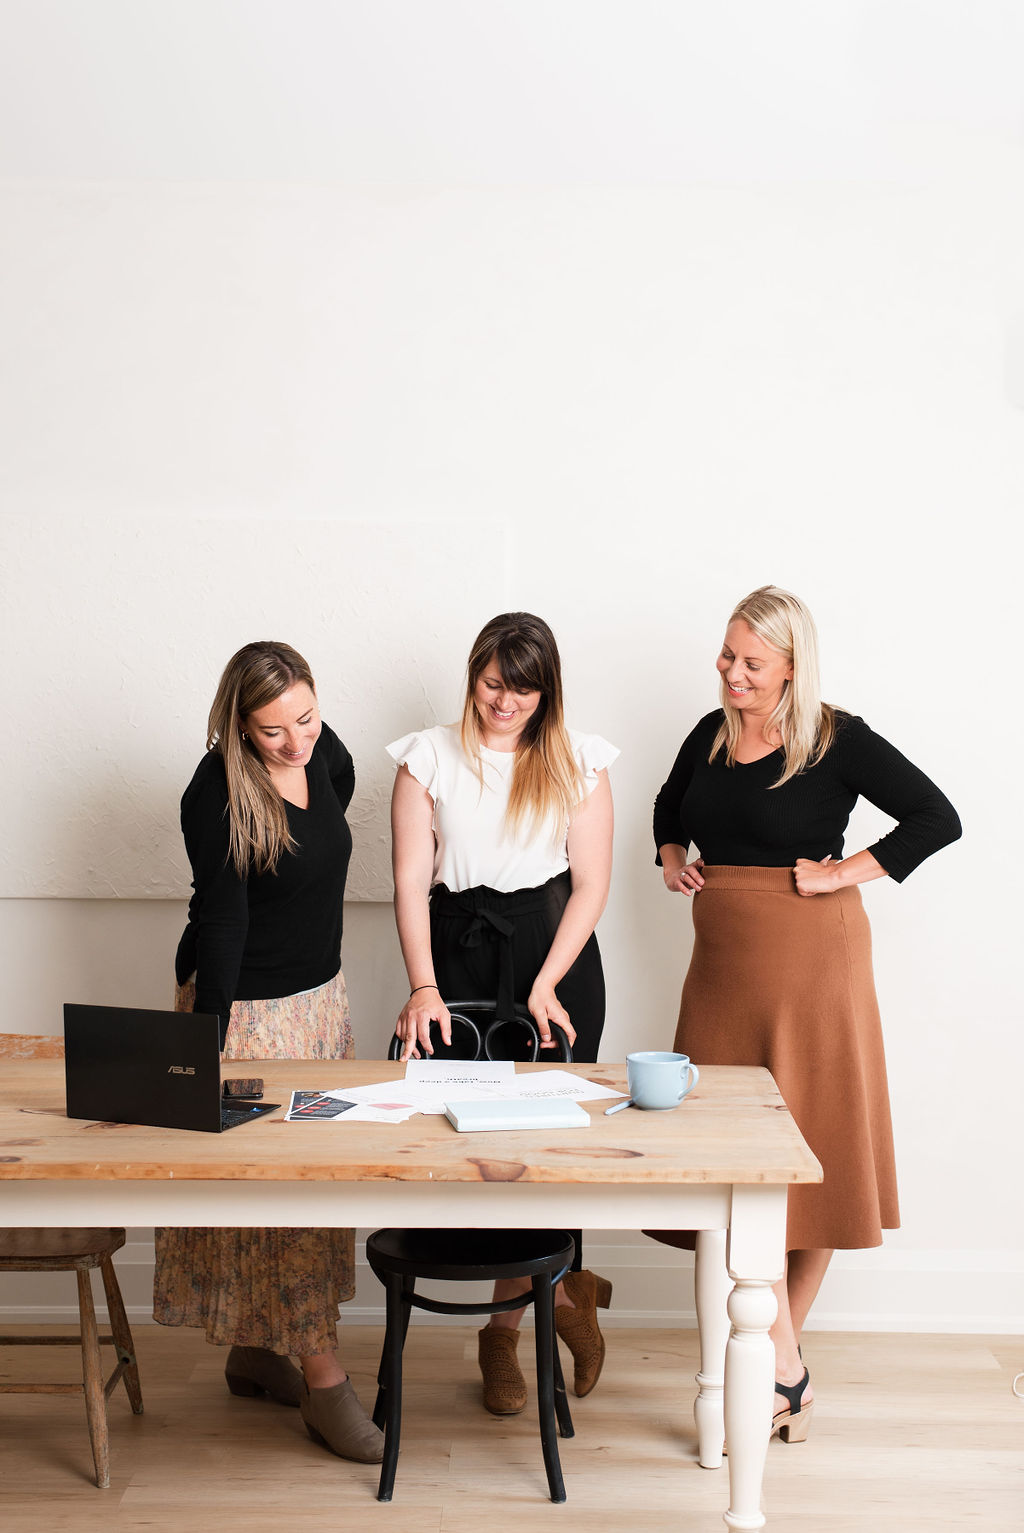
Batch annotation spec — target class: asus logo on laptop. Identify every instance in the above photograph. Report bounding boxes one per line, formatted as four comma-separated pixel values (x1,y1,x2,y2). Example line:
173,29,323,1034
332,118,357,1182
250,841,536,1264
167,1065,196,1075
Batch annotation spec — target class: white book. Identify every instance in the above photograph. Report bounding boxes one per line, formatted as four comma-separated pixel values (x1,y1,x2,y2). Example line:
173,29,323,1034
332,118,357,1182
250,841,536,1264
443,1097,591,1133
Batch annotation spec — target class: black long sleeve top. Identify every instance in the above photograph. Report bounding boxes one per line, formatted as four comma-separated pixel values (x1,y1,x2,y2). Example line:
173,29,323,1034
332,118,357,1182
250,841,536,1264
652,710,961,883
175,722,355,1038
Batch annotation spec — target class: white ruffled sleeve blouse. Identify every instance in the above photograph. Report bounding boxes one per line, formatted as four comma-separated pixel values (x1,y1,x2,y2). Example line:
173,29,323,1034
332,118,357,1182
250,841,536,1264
386,724,618,894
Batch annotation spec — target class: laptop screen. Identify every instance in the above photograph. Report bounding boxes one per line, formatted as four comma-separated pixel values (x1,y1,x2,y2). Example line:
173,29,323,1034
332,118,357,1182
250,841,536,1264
64,1003,225,1132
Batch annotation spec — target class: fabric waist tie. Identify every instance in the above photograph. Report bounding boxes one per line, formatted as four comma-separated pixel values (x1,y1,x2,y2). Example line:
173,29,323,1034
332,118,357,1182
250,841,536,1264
429,871,571,1022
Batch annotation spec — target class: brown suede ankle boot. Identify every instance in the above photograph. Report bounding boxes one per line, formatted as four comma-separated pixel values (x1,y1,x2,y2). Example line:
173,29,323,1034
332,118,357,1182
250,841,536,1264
554,1269,613,1397
477,1325,527,1415
224,1345,304,1407
300,1378,385,1462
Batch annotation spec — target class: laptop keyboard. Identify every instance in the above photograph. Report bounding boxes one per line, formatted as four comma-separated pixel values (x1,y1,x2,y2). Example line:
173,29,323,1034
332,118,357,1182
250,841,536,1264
220,1102,278,1130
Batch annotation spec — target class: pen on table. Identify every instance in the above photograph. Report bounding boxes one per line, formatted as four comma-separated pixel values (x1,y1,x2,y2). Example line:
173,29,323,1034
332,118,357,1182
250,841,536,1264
604,1097,634,1116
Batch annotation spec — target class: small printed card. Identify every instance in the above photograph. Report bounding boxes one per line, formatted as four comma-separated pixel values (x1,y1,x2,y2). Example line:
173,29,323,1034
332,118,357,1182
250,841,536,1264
285,1091,359,1121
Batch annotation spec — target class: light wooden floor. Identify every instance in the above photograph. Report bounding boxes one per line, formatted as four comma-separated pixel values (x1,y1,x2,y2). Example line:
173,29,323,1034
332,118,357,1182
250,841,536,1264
1,1325,1021,1531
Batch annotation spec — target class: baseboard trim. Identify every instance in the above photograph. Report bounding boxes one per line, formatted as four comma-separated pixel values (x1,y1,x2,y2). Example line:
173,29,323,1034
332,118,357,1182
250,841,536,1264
4,1306,1023,1336
3,1236,1021,1334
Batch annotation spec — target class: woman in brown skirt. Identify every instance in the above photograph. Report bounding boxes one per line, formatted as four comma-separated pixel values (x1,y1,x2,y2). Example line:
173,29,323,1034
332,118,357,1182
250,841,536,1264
153,641,383,1464
651,586,960,1443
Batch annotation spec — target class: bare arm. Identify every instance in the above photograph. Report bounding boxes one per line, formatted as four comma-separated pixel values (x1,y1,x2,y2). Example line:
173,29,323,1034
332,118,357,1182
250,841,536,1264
390,764,451,1060
793,849,887,897
527,770,614,1047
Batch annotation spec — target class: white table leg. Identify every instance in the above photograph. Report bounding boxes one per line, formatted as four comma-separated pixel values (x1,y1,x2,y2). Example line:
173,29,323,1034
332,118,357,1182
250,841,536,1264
723,1278,776,1530
694,1227,731,1468
722,1185,786,1532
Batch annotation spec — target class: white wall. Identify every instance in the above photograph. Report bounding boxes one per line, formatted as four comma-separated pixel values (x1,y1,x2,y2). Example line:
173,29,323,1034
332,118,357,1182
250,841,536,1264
1,2,1020,1331
0,516,501,898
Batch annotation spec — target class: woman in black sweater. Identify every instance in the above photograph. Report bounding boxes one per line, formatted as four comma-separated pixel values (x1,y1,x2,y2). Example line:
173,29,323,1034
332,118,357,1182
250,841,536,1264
153,641,382,1464
651,586,960,1444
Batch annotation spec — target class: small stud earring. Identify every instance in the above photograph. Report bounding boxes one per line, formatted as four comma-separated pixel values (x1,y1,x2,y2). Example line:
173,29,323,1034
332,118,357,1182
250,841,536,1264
241,731,249,741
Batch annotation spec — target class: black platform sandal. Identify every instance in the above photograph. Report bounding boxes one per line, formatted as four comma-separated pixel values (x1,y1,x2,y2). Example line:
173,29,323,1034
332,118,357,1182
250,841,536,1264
771,1366,812,1443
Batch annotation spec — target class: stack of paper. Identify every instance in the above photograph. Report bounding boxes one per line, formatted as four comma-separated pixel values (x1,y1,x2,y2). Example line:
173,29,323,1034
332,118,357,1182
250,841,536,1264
285,1063,627,1124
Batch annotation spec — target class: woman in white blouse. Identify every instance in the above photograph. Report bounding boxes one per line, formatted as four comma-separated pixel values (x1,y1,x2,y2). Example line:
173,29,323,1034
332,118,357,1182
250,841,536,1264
387,612,617,1416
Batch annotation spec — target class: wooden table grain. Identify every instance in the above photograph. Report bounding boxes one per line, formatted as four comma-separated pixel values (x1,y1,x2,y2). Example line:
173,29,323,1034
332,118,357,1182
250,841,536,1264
0,1059,820,1532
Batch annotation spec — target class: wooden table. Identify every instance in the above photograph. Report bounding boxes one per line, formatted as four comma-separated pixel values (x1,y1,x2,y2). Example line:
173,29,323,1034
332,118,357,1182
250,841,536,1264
0,1059,820,1532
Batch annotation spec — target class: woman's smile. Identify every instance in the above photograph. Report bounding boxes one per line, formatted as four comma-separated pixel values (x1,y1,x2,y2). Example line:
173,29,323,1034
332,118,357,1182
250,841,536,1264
717,621,793,718
244,683,322,774
473,666,542,747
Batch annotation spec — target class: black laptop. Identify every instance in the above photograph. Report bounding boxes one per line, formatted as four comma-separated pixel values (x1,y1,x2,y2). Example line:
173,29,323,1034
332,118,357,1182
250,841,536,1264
63,1003,280,1133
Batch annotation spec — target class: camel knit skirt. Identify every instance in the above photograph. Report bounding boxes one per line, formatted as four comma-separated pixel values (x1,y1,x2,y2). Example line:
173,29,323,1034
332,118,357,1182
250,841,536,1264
652,865,899,1253
153,970,356,1354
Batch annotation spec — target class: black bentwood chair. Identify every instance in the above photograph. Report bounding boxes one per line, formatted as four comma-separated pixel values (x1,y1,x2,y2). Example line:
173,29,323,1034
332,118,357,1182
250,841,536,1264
386,998,574,1064
372,999,575,1503
366,1228,575,1503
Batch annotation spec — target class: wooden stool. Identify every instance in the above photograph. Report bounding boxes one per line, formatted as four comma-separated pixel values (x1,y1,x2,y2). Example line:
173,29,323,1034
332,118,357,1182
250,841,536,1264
0,1036,143,1487
0,1226,143,1487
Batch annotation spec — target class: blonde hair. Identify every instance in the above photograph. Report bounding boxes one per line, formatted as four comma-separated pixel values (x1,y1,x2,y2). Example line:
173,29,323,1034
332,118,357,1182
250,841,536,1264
459,613,583,840
710,585,836,787
207,641,317,877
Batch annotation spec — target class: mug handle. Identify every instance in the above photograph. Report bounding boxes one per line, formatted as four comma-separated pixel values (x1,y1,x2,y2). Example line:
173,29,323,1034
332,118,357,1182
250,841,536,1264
678,1062,700,1102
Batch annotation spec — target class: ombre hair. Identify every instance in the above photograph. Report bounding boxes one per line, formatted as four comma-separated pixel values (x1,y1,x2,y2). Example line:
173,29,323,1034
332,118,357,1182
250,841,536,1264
710,586,836,788
460,613,583,839
207,641,317,877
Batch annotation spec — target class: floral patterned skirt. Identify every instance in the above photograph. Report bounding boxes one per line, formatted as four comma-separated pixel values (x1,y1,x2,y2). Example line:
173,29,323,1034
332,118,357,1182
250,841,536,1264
153,969,356,1355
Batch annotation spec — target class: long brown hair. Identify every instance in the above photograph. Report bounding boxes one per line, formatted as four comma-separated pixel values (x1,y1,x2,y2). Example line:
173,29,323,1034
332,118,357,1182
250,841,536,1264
207,641,317,876
710,585,836,787
460,613,583,839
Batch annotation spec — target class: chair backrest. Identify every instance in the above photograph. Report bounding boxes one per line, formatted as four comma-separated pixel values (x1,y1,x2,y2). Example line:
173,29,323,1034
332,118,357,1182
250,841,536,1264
0,1032,65,1059
387,1011,483,1062
387,1002,572,1063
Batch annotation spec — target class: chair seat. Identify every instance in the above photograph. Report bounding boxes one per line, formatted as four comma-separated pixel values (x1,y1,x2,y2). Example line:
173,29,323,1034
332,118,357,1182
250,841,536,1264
367,1227,574,1283
0,1227,126,1268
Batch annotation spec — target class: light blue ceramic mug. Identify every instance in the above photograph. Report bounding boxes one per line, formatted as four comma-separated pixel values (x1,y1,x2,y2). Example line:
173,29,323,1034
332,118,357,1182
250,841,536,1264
626,1050,700,1110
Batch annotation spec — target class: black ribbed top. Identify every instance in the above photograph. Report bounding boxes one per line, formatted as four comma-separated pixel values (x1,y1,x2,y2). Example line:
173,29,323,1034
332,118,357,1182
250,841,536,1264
653,710,961,883
175,722,354,1039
